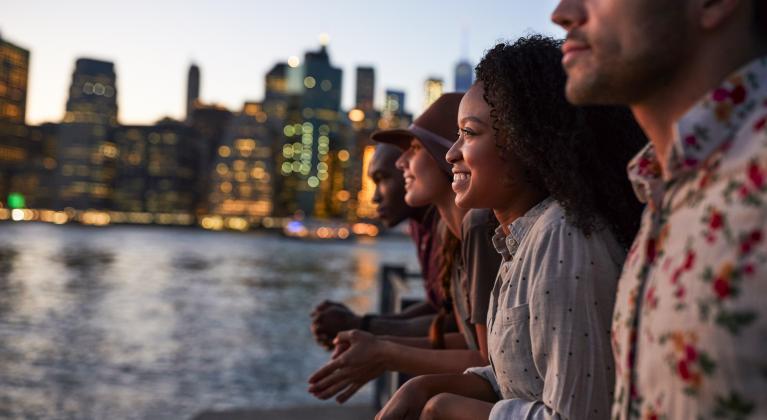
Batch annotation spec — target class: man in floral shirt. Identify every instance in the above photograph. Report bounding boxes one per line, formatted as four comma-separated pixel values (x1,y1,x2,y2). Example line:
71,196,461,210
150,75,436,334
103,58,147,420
551,0,767,419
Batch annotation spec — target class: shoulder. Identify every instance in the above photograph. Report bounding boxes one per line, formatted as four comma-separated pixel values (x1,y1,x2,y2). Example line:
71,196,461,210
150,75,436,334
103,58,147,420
461,208,495,241
523,201,624,269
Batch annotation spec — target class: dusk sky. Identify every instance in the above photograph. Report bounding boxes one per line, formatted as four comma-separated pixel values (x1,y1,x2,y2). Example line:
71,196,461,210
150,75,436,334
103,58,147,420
1,0,563,125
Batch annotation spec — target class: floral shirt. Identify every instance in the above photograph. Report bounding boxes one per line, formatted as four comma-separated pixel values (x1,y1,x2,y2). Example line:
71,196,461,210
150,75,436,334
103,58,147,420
611,56,767,420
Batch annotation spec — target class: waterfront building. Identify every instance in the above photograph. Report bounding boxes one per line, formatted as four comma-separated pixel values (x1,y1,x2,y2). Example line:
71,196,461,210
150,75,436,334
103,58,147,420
63,58,117,126
0,32,31,208
207,105,275,225
454,59,473,92
112,119,202,224
186,63,200,123
273,43,349,219
379,89,411,130
423,77,443,111
55,58,119,210
355,66,375,113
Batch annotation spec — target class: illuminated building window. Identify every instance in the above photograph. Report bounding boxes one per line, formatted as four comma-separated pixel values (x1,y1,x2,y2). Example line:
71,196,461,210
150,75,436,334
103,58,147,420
304,76,316,88
320,80,332,91
218,145,231,157
338,150,350,161
282,145,294,158
220,182,233,193
216,163,229,175
283,125,295,137
336,190,350,202
236,138,255,152
307,177,319,188
251,167,265,179
348,109,365,122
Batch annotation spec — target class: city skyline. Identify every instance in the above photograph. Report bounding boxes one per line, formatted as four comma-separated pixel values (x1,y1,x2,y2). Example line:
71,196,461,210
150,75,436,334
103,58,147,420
0,0,562,125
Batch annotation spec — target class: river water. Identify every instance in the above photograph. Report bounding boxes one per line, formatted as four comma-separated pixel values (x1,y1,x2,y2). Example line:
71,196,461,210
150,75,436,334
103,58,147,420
0,223,419,419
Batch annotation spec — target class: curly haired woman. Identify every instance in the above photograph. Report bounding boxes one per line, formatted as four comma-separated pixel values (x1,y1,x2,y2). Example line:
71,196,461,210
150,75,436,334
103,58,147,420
376,35,646,420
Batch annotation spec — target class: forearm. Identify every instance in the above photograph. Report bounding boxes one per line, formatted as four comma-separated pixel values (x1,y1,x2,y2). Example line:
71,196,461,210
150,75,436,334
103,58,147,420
380,333,468,350
378,301,437,319
413,373,498,403
367,313,433,336
379,340,488,376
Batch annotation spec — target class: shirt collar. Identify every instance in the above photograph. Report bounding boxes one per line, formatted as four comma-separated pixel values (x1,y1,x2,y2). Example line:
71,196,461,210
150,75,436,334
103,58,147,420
491,197,554,261
627,55,767,204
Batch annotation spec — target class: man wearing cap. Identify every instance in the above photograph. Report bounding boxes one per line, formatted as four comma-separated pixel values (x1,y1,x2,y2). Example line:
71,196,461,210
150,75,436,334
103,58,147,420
308,93,501,405
552,0,767,418
310,143,447,348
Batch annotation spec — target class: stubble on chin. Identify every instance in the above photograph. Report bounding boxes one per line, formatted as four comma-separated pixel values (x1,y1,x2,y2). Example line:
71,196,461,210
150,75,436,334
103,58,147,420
565,6,690,106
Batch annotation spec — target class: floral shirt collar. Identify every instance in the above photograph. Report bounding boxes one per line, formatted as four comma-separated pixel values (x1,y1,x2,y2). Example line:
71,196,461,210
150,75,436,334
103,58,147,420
627,56,767,206
491,197,554,261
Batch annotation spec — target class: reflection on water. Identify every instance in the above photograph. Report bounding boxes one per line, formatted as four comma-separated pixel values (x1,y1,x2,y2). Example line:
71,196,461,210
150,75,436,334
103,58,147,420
0,223,418,419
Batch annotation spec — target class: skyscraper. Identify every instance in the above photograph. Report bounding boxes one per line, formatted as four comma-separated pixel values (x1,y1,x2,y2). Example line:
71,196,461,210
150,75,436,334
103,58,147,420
454,60,473,92
0,32,29,124
274,43,346,218
186,63,200,122
0,33,55,211
64,58,118,125
56,58,119,210
263,63,289,121
355,66,375,113
112,119,202,224
0,32,30,179
423,77,444,111
207,109,274,225
379,89,411,130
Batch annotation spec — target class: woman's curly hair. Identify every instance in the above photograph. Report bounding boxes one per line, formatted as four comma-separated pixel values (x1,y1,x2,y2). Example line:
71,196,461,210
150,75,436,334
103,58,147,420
475,35,646,247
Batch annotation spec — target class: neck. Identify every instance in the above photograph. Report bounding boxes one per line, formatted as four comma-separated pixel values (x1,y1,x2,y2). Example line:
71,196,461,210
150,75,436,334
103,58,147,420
493,189,548,236
434,191,467,238
407,205,429,224
631,34,767,177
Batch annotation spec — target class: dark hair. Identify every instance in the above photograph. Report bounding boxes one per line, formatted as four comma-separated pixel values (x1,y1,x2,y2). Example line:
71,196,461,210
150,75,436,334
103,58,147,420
475,35,646,247
429,228,459,349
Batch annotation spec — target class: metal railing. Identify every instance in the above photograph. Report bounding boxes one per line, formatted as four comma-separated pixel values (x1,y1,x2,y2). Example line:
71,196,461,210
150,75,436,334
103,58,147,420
373,264,424,410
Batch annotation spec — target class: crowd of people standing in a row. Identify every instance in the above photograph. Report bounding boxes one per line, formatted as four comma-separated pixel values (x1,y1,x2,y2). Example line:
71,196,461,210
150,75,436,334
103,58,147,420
307,0,767,418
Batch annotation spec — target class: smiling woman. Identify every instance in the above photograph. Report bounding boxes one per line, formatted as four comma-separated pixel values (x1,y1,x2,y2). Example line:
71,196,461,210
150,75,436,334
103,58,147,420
376,35,647,420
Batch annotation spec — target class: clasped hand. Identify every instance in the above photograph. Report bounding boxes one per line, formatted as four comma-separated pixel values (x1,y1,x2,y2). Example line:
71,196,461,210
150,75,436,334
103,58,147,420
307,329,386,403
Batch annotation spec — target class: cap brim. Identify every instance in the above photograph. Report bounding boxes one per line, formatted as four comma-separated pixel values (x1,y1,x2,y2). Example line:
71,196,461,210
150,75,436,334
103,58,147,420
370,129,415,150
